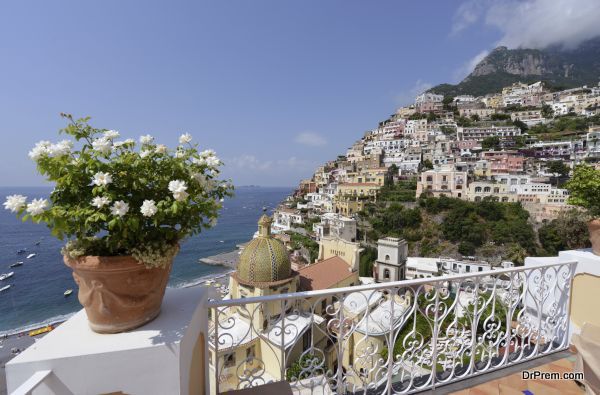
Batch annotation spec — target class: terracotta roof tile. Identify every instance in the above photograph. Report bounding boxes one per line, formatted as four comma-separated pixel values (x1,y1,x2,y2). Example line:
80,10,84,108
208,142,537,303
298,256,356,291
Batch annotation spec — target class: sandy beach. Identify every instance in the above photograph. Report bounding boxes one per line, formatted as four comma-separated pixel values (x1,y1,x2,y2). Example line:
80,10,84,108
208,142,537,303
0,334,38,395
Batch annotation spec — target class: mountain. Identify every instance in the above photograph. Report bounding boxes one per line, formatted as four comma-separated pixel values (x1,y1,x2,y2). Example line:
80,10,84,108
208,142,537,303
430,38,600,97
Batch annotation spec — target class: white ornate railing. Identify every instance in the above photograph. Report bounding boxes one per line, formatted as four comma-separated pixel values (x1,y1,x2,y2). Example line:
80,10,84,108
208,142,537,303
208,260,576,394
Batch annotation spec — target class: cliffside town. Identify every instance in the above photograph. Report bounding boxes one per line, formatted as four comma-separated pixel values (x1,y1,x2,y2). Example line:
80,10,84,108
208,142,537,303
271,80,600,277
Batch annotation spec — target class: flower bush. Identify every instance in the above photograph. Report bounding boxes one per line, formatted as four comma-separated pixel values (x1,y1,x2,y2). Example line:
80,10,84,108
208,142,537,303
565,164,600,218
4,114,233,267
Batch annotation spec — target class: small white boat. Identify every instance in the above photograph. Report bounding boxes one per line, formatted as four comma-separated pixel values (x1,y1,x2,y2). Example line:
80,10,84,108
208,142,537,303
10,261,23,268
0,285,10,292
219,240,224,243
0,272,14,281
64,289,73,297
26,253,36,259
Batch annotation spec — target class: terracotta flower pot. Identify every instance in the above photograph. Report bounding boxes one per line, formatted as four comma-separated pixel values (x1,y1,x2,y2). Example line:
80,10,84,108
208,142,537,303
64,253,175,334
589,219,600,256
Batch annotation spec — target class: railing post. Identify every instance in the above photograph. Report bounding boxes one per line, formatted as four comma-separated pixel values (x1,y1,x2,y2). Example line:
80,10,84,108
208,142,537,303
280,299,286,382
430,281,441,390
213,303,220,395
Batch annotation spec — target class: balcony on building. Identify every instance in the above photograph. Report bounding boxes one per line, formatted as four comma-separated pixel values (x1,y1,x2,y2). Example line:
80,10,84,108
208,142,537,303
5,248,600,395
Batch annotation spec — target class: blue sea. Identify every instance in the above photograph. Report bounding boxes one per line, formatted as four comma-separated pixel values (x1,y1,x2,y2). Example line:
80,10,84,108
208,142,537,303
0,186,291,335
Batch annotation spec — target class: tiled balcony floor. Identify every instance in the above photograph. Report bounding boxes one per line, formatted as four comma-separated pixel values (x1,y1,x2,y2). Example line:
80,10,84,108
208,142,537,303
441,350,584,395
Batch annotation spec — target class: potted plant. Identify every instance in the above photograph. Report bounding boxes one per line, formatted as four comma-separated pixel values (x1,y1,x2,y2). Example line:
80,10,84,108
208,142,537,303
4,114,232,333
565,164,600,255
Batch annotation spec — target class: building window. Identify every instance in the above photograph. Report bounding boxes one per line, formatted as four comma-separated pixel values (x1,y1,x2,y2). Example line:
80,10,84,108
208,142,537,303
384,269,390,279
475,187,482,193
484,187,491,193
466,266,470,273
385,254,390,261
224,352,236,368
493,187,500,193
303,329,312,351
246,345,256,361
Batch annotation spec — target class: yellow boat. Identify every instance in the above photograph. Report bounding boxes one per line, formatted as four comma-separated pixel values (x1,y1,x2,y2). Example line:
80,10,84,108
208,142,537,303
28,325,53,337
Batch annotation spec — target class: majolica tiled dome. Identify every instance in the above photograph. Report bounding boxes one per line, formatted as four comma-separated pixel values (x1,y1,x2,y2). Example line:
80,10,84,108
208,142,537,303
237,215,291,284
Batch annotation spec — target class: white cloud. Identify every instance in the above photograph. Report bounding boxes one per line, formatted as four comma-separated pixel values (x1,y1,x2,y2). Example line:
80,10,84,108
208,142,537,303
453,49,491,81
294,131,327,147
453,0,600,49
229,155,273,171
395,79,433,106
276,156,312,170
451,0,490,35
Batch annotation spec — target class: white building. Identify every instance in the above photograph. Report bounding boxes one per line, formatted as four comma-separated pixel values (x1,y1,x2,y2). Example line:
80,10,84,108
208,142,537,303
456,126,521,142
373,237,407,282
272,208,304,233
313,213,357,242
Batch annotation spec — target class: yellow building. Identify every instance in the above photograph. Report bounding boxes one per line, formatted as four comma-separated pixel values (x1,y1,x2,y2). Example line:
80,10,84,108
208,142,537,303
211,216,366,392
211,216,322,392
317,236,363,272
337,182,380,199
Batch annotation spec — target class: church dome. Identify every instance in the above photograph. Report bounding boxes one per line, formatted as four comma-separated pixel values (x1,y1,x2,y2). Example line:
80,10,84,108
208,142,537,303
236,215,291,285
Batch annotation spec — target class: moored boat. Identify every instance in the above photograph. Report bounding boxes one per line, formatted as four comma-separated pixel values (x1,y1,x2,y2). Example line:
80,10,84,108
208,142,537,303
28,325,53,337
0,272,14,281
0,284,10,292
16,249,26,254
26,253,36,259
9,261,23,268
64,289,73,297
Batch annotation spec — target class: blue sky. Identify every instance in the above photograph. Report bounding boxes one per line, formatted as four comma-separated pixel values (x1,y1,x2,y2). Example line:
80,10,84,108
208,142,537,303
0,0,598,186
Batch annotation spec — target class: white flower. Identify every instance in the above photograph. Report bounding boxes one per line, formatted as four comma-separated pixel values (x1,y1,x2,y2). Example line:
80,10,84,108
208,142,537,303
28,141,52,161
124,138,135,145
114,138,135,148
179,133,192,144
3,195,27,212
91,196,111,208
92,172,112,187
173,191,189,201
110,200,129,217
26,198,48,216
48,140,73,157
155,144,167,154
210,218,218,227
193,173,207,185
92,137,112,155
192,157,206,166
139,134,154,145
175,150,185,158
205,156,220,167
140,150,151,158
168,180,188,201
140,200,158,217
200,149,216,157
104,130,120,140
168,180,188,193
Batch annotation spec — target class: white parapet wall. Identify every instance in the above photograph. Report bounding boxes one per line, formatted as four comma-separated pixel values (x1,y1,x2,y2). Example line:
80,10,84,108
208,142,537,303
525,248,600,340
6,285,213,395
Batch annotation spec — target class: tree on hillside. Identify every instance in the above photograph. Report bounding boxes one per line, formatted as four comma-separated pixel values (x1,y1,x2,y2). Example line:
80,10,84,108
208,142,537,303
546,160,569,185
420,159,434,170
541,104,554,118
385,164,399,186
482,136,501,150
513,119,528,133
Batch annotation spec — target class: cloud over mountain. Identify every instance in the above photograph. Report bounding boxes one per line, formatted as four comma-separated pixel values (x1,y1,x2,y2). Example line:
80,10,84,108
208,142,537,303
453,0,600,49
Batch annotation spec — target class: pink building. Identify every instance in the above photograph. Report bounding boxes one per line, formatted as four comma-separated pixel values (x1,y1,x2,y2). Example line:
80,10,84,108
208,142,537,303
481,151,525,174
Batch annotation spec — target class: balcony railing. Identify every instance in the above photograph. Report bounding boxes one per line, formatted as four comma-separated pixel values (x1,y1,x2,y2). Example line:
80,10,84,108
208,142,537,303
207,260,576,394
